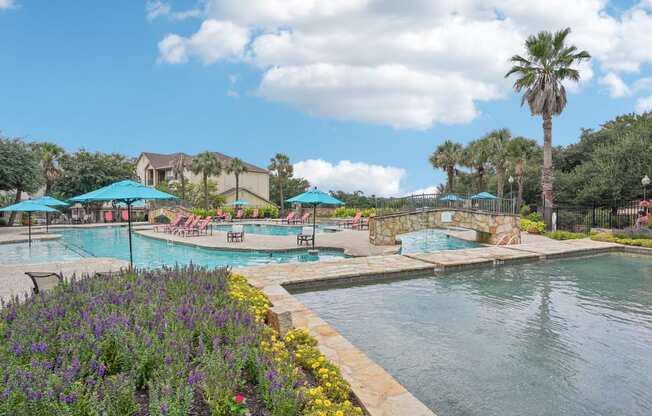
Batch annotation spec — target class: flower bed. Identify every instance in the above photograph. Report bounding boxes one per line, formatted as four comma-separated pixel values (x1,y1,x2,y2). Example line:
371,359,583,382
591,232,652,248
0,267,362,415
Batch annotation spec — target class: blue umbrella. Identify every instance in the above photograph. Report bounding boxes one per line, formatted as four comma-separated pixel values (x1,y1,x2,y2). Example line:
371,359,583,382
233,200,249,206
471,192,497,200
439,194,466,202
32,196,69,233
286,188,343,249
0,200,60,245
70,180,178,267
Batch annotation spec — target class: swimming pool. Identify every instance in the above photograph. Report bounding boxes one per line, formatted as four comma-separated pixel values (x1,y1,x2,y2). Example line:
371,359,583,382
213,223,337,236
295,254,652,416
398,228,480,253
1,227,346,268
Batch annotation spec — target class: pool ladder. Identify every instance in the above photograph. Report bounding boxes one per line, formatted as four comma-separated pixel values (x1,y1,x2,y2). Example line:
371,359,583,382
495,234,519,247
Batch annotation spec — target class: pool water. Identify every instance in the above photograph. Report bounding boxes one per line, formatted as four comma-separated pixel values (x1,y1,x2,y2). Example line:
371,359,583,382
398,229,480,253
295,254,652,416
1,227,346,268
213,223,336,236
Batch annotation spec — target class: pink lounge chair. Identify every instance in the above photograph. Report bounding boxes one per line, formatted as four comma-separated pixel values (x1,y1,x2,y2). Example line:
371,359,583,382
121,210,129,222
154,215,184,233
281,212,295,224
344,212,362,229
104,211,114,223
168,215,194,234
185,217,213,237
215,209,227,221
235,209,244,221
174,216,200,235
251,208,259,220
293,212,310,224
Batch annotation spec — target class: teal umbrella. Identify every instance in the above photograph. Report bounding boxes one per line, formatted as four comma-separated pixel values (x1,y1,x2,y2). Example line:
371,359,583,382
70,180,177,267
471,192,497,200
32,196,69,233
233,200,249,206
286,188,343,249
0,200,60,246
439,194,466,202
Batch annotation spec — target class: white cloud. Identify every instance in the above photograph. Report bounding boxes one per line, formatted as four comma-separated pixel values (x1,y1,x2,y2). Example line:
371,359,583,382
146,0,171,20
635,94,652,113
0,0,15,9
158,20,249,65
404,186,441,196
599,72,630,97
293,159,406,197
156,0,652,128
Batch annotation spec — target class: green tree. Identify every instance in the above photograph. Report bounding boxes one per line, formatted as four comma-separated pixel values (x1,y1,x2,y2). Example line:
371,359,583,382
268,153,293,216
429,140,463,193
272,177,310,205
485,128,512,200
505,27,590,224
226,157,248,202
507,136,538,209
33,142,65,195
462,138,490,192
53,150,135,198
190,151,222,210
0,138,43,225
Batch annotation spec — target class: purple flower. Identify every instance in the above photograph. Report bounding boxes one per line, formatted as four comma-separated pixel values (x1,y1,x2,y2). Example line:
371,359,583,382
187,370,204,386
11,343,22,357
98,363,106,377
30,342,47,353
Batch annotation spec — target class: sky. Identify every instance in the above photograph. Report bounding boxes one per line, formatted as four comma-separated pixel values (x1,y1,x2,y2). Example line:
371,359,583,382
1,0,651,196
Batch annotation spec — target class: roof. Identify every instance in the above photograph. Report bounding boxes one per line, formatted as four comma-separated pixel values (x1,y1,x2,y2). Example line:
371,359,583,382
139,152,268,173
219,187,275,206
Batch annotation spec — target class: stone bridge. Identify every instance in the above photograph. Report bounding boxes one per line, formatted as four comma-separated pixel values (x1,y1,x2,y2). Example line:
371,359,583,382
369,208,521,246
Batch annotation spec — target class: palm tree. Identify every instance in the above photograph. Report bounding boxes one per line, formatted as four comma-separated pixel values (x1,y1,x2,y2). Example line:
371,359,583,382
505,27,590,225
429,140,463,193
507,137,538,210
37,142,64,195
226,158,248,202
172,154,188,202
485,128,512,200
463,139,490,192
190,151,222,210
268,153,293,217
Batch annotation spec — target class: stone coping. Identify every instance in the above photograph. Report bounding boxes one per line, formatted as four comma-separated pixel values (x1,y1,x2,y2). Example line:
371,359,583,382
375,207,519,220
0,234,61,245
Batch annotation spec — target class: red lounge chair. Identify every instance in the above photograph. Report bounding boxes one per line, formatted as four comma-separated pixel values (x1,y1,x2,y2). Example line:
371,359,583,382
121,210,129,222
281,212,295,224
344,212,362,229
185,217,213,237
235,209,244,221
104,211,114,223
154,215,184,233
251,208,259,220
293,212,310,224
169,215,194,233
216,209,227,221
174,216,200,235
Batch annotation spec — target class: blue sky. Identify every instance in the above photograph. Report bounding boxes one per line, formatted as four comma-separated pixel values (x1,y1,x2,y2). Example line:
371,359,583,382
0,0,650,196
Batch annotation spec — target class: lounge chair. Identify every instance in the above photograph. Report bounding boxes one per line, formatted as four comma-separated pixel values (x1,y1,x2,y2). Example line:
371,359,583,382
343,212,362,228
251,208,259,220
281,212,296,224
234,209,244,221
297,226,314,246
121,210,129,222
174,216,200,235
293,212,311,224
183,216,213,237
353,216,370,230
154,215,185,233
215,209,227,221
227,224,244,242
24,272,63,294
104,211,114,223
168,215,194,234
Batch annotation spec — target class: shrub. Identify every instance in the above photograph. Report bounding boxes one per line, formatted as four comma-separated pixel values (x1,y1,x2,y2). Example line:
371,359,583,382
526,212,543,222
592,232,652,248
520,218,544,234
519,204,531,218
333,207,375,218
154,214,170,224
545,230,585,240
0,218,6,226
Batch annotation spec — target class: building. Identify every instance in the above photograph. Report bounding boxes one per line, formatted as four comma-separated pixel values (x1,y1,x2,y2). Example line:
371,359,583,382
135,152,272,207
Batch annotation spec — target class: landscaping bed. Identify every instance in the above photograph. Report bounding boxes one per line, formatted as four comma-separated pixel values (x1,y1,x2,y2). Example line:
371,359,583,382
0,267,362,416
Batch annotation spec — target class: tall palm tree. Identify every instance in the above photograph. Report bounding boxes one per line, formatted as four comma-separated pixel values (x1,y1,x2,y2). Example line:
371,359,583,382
463,139,490,192
485,128,512,200
507,137,538,210
190,151,222,210
38,142,64,195
430,140,463,193
505,27,590,225
268,153,293,217
172,154,188,202
226,158,248,202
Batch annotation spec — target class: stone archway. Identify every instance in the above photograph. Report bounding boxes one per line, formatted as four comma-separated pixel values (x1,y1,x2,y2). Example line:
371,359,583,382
369,208,520,246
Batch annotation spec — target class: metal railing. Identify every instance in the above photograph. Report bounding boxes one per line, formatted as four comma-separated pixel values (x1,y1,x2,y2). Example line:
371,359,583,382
375,193,518,217
543,199,647,233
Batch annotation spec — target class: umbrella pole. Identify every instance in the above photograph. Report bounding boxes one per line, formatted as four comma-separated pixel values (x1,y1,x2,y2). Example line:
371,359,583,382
28,212,32,246
46,212,49,233
127,202,133,269
312,204,316,250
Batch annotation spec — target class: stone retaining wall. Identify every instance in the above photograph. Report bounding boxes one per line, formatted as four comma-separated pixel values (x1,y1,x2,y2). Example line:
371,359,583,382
370,208,520,246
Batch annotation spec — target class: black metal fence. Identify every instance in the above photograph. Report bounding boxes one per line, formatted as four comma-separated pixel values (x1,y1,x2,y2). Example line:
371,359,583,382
542,199,644,233
375,193,518,216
